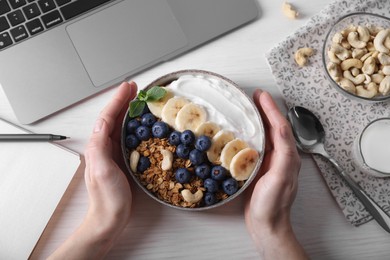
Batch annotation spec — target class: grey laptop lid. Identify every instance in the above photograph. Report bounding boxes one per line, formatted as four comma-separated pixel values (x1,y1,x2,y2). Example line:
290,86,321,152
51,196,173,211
0,0,259,124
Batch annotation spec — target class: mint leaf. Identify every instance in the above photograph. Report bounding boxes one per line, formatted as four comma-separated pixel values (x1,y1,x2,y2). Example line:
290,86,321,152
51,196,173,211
146,86,166,101
129,100,146,118
138,90,148,101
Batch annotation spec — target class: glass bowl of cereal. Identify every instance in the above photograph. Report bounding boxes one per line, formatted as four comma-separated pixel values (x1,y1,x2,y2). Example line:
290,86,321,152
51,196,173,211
322,12,390,102
121,70,265,210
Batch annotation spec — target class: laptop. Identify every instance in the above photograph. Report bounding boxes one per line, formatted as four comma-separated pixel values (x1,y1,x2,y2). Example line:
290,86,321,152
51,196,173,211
0,0,259,124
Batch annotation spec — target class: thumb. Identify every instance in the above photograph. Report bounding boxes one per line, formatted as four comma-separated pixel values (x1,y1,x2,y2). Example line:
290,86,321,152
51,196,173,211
85,118,112,177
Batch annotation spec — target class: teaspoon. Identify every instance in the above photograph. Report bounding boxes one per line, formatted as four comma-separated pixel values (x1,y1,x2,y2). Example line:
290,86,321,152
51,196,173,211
287,106,390,233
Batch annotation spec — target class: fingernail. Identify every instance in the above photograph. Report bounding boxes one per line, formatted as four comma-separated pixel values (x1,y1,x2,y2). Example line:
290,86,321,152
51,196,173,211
94,118,103,133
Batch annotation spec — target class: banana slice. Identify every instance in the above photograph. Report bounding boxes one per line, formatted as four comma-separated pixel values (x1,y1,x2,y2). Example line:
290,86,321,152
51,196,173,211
220,139,249,170
206,130,234,164
161,97,190,128
230,148,259,181
147,88,174,118
195,121,221,138
175,102,207,132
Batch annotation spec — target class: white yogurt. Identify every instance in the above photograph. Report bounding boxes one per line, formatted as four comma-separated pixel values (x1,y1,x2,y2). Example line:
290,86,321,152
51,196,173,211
167,74,263,148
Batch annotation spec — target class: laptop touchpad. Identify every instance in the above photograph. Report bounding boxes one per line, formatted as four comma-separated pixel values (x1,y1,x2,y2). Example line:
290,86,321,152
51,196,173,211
66,0,187,87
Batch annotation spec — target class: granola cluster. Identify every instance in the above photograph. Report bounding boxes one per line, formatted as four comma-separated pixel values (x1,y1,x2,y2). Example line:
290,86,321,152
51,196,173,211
132,137,231,208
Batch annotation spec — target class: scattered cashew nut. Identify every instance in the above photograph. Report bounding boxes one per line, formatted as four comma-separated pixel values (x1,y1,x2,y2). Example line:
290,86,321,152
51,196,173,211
130,150,140,173
160,149,173,171
181,189,203,204
294,47,314,67
382,65,390,76
282,1,298,19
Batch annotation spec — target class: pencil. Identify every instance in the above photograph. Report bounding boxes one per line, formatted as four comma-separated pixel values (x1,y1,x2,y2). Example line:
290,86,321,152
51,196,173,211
0,134,69,141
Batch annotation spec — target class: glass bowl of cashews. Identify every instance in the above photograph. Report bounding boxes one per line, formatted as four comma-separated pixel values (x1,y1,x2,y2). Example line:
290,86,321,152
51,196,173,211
323,12,390,102
121,70,265,210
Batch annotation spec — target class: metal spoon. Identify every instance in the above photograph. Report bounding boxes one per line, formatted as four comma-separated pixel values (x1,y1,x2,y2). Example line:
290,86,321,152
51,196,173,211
287,106,390,233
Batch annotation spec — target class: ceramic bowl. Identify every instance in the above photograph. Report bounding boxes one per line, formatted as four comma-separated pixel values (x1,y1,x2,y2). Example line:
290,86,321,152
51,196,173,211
322,12,390,103
121,70,265,210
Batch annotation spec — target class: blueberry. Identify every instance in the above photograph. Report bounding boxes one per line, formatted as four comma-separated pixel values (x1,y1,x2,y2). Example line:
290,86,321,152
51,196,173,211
152,121,169,138
180,130,195,145
195,135,212,152
141,113,156,127
176,144,190,159
125,134,140,149
126,119,140,134
189,149,205,166
175,168,192,184
204,192,218,206
137,156,150,173
203,178,219,193
210,165,228,181
222,178,239,195
195,163,211,179
169,131,181,146
135,125,151,141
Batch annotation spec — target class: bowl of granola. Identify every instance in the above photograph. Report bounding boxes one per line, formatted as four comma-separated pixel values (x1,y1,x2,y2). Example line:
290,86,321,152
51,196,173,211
323,12,390,102
121,70,265,210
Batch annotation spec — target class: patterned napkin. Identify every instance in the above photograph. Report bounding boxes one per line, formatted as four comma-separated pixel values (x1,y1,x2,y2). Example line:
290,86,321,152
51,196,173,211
266,0,390,226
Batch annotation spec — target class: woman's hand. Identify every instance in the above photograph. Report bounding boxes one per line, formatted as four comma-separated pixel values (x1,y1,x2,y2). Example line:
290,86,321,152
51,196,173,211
49,81,137,259
245,90,308,260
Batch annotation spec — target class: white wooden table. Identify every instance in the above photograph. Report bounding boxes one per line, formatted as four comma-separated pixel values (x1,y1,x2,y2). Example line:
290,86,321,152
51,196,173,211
1,0,390,259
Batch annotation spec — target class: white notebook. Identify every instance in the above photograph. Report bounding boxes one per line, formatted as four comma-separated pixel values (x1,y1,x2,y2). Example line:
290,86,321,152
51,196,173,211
0,118,80,259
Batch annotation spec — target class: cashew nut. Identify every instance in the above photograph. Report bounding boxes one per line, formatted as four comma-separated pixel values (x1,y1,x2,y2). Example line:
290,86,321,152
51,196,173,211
340,58,363,70
130,150,140,173
379,76,390,95
160,149,173,171
339,78,356,94
357,26,371,42
372,73,385,84
362,56,377,75
385,36,390,50
378,53,390,65
363,74,372,84
294,47,314,67
282,1,298,19
356,82,378,98
327,62,342,82
328,50,341,64
343,70,365,85
181,189,203,204
332,32,344,44
382,65,390,76
374,29,390,53
330,43,350,61
341,25,357,37
352,48,367,59
347,32,367,49
351,67,360,77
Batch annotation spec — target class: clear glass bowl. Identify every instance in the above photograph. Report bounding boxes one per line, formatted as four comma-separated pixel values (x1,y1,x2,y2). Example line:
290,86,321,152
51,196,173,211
121,70,265,211
322,12,390,103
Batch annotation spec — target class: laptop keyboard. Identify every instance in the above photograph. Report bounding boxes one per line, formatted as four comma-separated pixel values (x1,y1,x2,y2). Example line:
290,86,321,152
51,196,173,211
0,0,113,50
